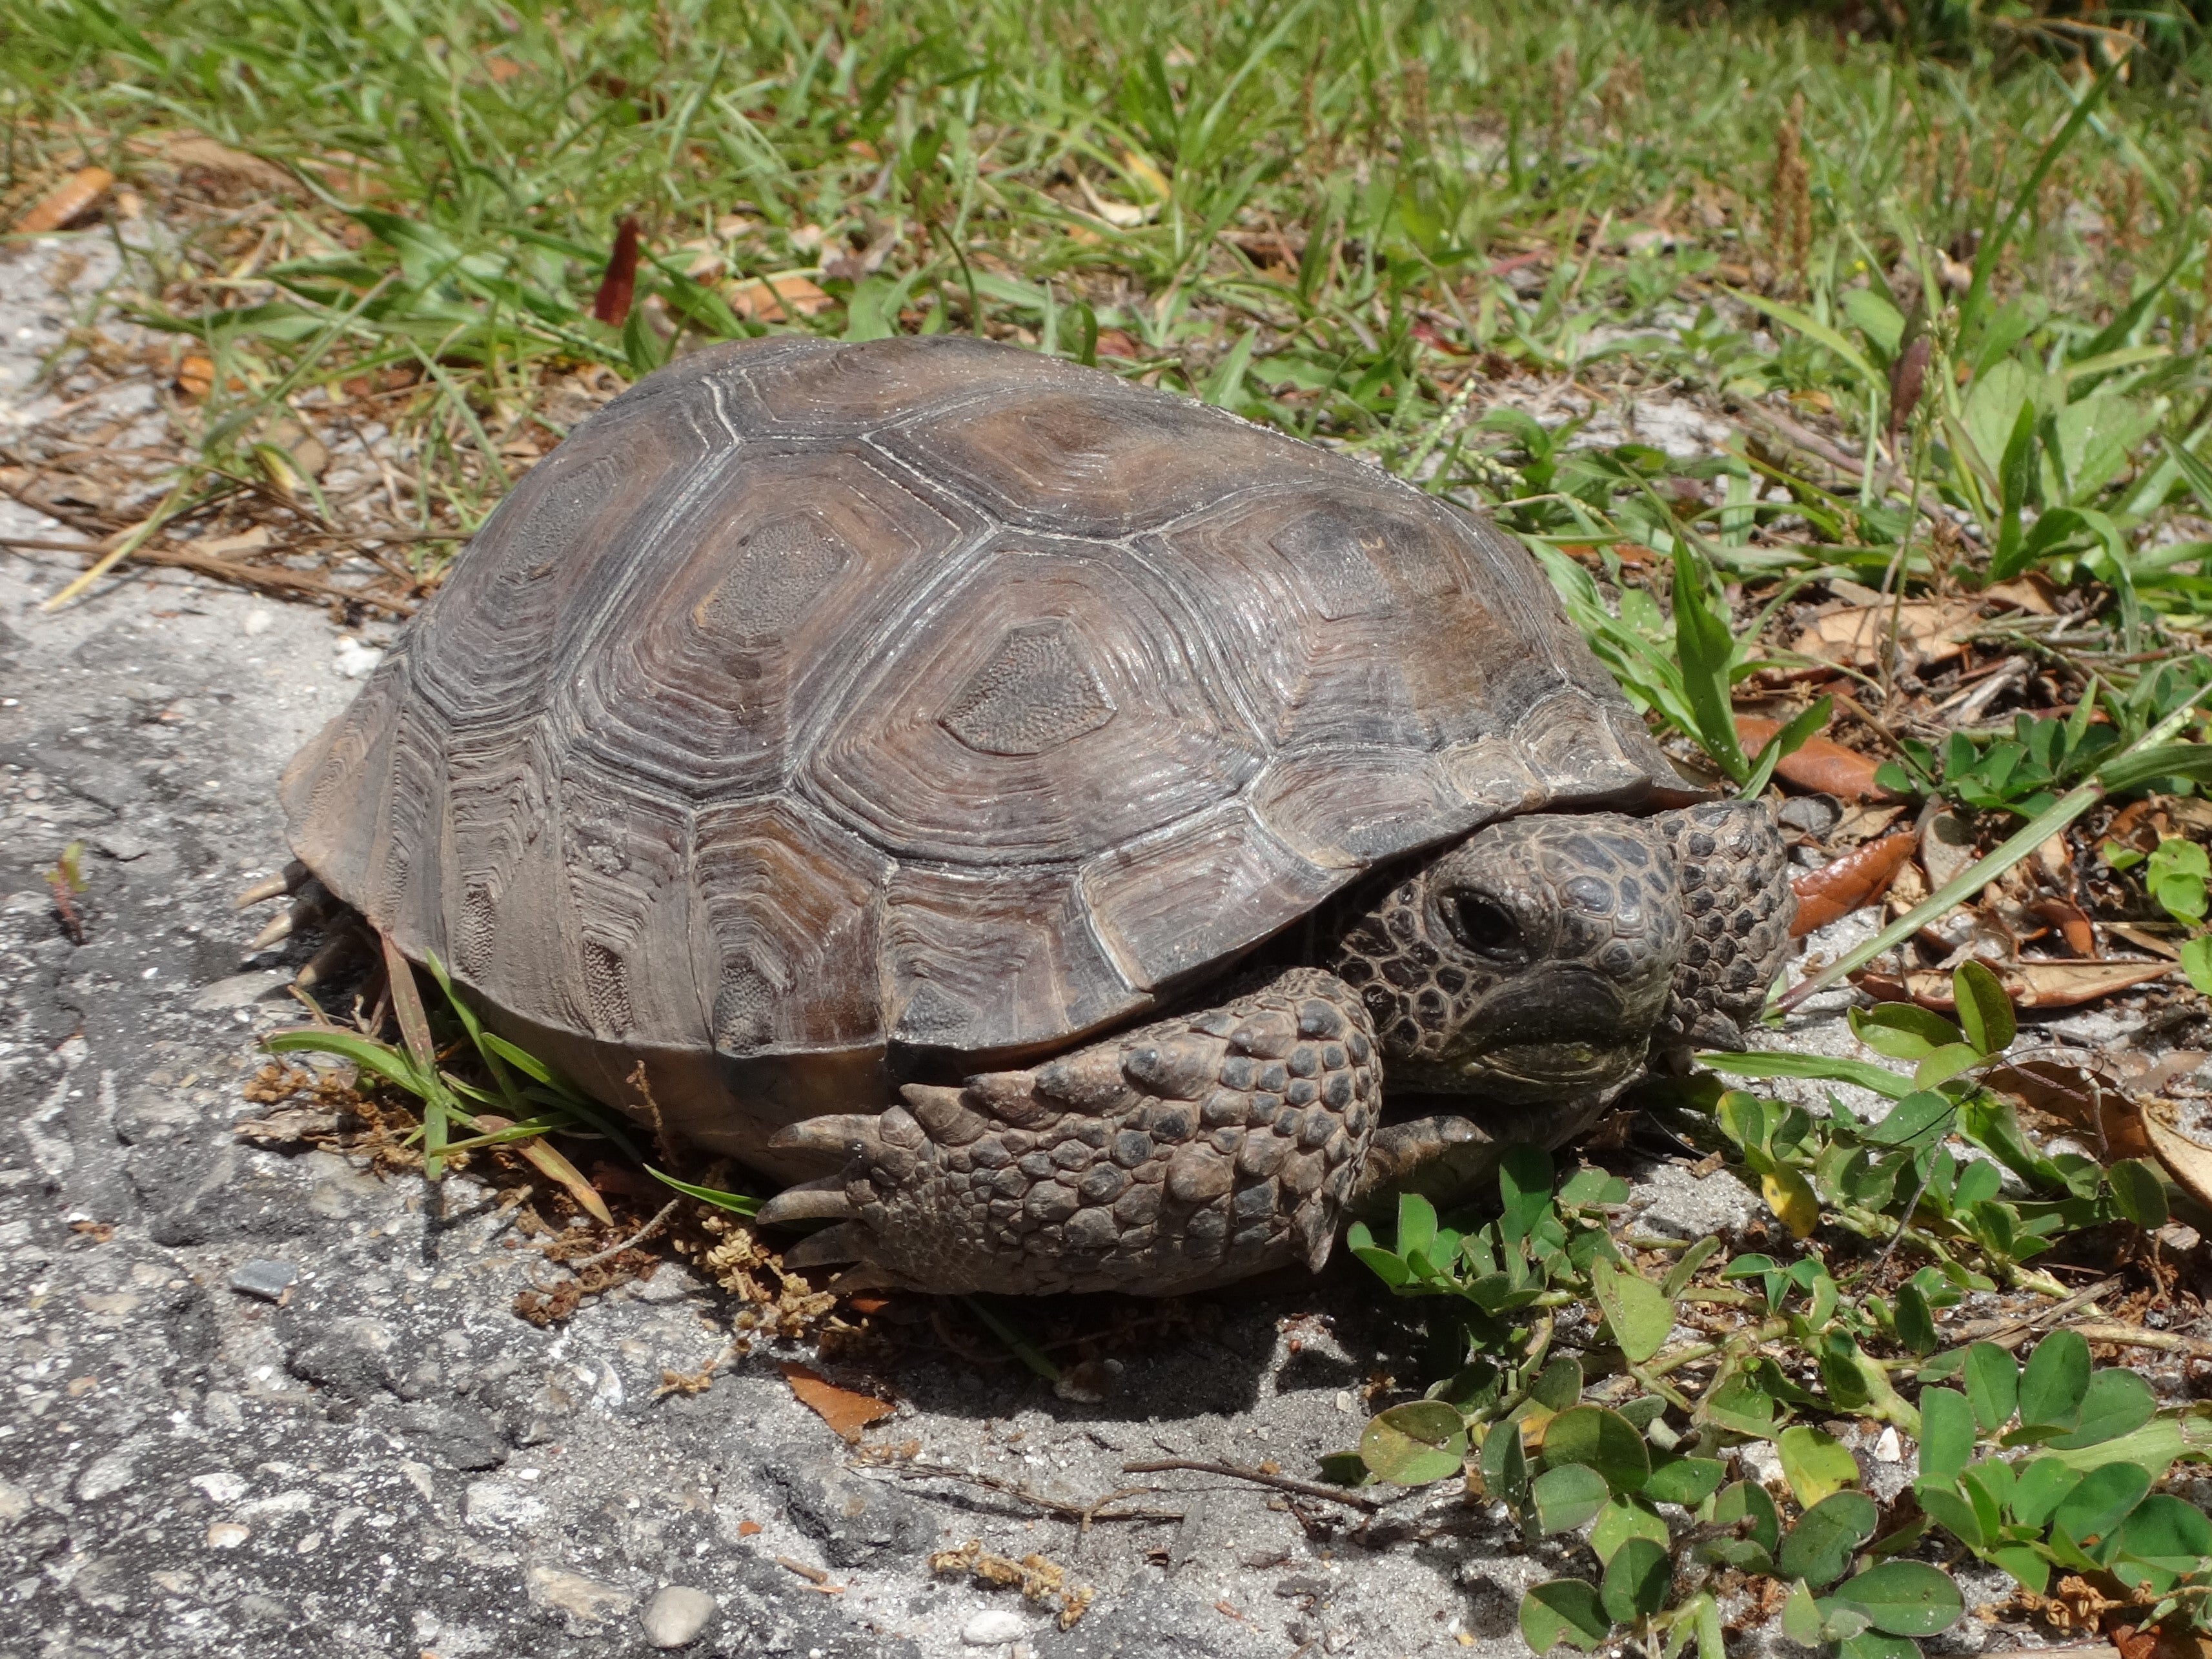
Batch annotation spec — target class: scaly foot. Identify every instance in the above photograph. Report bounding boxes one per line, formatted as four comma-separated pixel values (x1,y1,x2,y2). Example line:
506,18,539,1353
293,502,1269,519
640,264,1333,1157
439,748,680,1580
755,968,1381,1295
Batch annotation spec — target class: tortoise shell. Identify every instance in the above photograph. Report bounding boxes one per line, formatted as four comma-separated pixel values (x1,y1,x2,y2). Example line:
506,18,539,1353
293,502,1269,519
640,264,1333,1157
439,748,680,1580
283,336,1683,1172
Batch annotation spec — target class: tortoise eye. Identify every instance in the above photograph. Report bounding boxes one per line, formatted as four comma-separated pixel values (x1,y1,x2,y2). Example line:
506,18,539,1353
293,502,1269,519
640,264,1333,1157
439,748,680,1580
1450,893,1528,962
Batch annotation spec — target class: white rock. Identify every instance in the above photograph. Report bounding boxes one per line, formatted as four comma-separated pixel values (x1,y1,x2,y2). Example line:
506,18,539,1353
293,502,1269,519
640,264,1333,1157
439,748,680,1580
1873,1427,1903,1463
331,636,383,679
641,1585,717,1649
465,1480,549,1530
205,1522,250,1549
241,608,275,636
76,1450,137,1501
190,1472,249,1505
962,1609,1028,1645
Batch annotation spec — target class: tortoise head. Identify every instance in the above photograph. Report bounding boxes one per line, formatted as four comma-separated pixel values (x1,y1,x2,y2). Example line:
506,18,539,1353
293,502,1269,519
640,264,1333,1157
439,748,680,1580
1327,813,1687,1103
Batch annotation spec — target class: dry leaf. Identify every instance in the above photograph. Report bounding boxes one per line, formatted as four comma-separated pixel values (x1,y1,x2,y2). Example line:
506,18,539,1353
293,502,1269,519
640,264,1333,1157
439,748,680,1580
1920,810,1979,891
1737,715,1896,802
2024,897,2096,956
1792,828,1920,936
2143,1112,2212,1219
2113,1049,2209,1095
15,167,113,234
473,1113,614,1226
1830,802,1908,843
729,272,832,321
1983,1060,2153,1161
1854,959,2175,1012
1792,600,1980,670
164,136,296,193
781,1362,895,1442
593,216,640,325
1982,573,2059,615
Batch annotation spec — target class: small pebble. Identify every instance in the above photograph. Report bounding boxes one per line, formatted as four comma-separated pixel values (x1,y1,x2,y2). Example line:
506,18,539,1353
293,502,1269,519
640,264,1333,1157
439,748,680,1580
962,1609,1028,1645
241,608,274,637
205,1523,250,1549
641,1584,717,1649
331,636,383,679
228,1260,298,1303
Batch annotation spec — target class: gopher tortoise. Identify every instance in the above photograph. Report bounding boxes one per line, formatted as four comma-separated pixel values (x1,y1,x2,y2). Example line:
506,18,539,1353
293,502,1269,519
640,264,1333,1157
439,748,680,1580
270,335,1791,1296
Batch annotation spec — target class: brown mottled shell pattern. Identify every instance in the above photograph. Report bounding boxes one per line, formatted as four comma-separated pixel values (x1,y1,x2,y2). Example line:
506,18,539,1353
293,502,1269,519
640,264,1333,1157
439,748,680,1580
281,336,1683,1176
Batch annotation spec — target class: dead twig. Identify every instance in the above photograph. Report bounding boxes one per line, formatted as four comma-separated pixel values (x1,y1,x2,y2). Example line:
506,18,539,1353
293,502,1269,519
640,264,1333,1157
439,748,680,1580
1120,1459,1384,1512
888,1461,1184,1527
1946,1274,2127,1349
569,1197,681,1272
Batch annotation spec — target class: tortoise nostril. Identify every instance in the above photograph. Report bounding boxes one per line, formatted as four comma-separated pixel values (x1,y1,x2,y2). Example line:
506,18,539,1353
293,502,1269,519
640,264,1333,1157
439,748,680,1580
1451,894,1528,962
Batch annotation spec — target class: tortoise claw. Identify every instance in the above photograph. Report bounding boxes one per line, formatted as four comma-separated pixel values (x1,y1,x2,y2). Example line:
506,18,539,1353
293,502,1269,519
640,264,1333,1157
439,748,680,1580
247,877,335,952
755,1179,855,1226
766,1114,882,1158
782,1221,871,1268
234,859,309,910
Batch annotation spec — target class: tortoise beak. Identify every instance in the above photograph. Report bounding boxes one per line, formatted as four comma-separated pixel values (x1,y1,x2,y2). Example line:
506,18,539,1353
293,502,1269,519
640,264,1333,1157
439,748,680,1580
1458,968,1651,1100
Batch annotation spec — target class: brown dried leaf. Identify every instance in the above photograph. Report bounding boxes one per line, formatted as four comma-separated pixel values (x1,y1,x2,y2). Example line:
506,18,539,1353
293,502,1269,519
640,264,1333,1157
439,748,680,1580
1983,1060,2154,1162
1792,600,1980,669
2144,1111,2212,1217
2024,897,2096,956
473,1113,614,1226
729,272,832,321
1791,828,1920,936
1737,716,1896,802
15,167,113,234
163,136,298,192
781,1362,895,1441
1982,573,2059,615
1854,959,2175,1012
593,216,640,325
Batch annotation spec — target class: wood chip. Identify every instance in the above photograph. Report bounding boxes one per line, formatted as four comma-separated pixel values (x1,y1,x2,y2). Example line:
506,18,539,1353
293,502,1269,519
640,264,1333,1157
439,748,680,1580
14,167,113,234
780,1361,895,1441
729,272,832,321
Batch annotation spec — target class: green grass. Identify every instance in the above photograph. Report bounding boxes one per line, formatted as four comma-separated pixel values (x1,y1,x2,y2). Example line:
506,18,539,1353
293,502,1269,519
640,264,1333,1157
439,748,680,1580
5,1,2210,746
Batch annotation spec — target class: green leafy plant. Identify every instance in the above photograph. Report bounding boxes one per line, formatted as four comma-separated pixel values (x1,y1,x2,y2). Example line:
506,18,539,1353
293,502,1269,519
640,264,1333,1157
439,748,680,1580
2101,832,2212,993
1342,961,2212,1657
1712,961,2168,1289
1876,707,2118,819
1535,536,1822,793
1913,1330,2212,1617
263,942,671,1221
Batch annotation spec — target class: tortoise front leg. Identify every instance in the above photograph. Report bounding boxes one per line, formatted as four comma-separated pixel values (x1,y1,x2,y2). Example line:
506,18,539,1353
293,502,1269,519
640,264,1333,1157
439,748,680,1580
754,968,1381,1296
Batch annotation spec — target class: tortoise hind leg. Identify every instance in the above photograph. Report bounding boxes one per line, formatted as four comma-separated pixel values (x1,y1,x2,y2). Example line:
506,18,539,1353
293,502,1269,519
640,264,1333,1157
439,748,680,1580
1652,800,1794,1058
754,968,1381,1296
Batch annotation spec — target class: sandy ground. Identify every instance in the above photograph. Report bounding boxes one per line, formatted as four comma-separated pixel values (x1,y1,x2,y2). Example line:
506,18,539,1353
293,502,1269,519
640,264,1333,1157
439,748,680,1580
0,229,2166,1659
